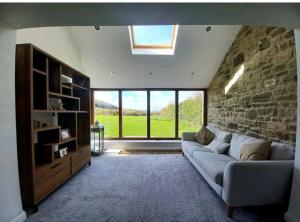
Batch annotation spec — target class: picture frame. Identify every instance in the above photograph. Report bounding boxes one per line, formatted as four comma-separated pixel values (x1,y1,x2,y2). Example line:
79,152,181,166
61,129,71,140
59,147,68,158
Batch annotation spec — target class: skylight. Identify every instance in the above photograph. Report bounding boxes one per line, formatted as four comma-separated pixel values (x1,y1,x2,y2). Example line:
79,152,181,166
129,25,179,55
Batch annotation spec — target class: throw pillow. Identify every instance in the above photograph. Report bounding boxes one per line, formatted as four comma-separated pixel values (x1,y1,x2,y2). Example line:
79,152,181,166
194,126,215,145
240,141,272,160
205,140,230,154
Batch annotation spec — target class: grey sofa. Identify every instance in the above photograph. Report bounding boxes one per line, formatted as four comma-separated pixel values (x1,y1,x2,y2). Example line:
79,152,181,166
182,125,295,218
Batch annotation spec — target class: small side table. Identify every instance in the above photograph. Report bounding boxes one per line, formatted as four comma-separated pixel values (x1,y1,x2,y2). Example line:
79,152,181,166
91,124,105,156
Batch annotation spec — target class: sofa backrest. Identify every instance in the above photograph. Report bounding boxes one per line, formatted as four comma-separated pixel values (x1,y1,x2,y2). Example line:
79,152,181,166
269,142,295,160
206,125,232,143
228,133,264,160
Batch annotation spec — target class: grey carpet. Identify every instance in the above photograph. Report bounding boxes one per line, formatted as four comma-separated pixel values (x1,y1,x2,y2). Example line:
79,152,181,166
26,154,285,222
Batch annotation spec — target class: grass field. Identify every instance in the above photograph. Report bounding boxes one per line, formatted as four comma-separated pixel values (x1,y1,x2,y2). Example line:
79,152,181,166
95,114,201,138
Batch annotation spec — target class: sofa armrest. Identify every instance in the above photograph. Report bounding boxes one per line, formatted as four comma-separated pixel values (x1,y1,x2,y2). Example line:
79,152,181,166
222,160,294,207
181,132,196,142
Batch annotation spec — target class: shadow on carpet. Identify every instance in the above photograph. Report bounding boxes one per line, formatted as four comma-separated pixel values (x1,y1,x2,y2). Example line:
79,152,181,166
26,155,286,222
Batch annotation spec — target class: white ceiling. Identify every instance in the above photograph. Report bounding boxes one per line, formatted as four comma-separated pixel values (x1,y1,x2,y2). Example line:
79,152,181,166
69,25,240,88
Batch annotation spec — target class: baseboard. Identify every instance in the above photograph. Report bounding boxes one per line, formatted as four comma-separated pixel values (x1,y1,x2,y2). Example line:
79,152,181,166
285,211,300,222
10,210,26,222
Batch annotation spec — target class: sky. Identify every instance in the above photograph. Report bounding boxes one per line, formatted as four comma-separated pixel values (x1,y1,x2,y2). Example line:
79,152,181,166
94,90,203,111
133,25,174,46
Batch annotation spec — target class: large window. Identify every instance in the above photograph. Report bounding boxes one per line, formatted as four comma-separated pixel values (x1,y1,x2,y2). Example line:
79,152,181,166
178,91,204,136
94,91,119,137
92,89,205,139
150,91,175,138
122,91,147,137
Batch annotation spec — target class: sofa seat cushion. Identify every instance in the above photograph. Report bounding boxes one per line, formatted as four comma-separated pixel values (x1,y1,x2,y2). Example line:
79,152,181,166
228,133,264,160
193,152,235,185
182,141,212,157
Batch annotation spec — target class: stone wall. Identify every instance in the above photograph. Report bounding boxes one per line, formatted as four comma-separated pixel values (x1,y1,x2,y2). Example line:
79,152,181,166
208,26,297,144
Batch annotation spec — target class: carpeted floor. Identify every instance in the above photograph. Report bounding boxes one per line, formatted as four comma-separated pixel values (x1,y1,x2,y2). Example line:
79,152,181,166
26,154,285,222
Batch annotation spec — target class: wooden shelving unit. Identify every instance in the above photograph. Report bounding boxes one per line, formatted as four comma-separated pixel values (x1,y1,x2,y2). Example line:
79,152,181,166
15,44,91,210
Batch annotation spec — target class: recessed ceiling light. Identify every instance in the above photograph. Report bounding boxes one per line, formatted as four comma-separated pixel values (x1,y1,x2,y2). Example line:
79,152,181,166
206,26,211,32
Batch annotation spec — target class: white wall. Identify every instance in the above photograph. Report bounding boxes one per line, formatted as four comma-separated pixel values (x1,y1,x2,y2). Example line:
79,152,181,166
285,29,300,222
0,20,26,222
69,26,240,88
16,27,82,72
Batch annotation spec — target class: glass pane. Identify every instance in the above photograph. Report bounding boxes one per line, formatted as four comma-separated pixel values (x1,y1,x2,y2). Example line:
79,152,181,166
122,91,147,137
150,91,175,138
132,25,174,46
178,91,204,137
94,91,119,138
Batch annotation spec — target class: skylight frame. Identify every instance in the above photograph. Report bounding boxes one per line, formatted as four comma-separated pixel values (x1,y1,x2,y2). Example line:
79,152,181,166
128,25,179,55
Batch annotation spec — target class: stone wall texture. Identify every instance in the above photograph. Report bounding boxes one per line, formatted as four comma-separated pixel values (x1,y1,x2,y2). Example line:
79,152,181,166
208,26,297,144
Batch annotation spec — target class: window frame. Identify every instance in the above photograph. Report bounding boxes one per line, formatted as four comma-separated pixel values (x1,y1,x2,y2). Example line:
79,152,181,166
91,88,207,140
128,25,179,55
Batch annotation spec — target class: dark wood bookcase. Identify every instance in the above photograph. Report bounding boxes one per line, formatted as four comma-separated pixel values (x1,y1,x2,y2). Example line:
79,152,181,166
15,44,91,210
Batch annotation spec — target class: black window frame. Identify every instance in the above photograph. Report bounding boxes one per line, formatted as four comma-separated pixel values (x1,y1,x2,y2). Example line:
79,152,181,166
91,88,207,140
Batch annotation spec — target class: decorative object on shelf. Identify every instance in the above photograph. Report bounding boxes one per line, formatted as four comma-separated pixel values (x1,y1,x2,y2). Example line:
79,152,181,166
56,99,65,111
33,120,41,129
61,129,71,140
54,145,59,152
90,124,105,156
42,123,48,127
61,74,72,84
80,79,87,87
49,105,55,111
59,147,68,158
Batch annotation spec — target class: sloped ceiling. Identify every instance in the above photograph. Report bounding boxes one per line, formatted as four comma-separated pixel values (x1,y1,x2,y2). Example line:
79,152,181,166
69,25,240,88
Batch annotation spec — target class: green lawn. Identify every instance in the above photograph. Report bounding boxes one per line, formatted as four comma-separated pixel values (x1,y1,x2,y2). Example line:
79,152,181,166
95,114,201,138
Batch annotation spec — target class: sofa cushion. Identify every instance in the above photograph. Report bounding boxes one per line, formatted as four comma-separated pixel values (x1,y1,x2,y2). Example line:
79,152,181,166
205,140,230,154
207,125,232,143
182,141,212,157
228,133,263,160
240,141,272,160
194,126,215,145
192,152,235,185
269,142,295,160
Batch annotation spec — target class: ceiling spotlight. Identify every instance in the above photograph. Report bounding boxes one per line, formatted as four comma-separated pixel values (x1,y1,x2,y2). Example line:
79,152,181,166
190,72,195,76
206,26,211,32
95,25,100,30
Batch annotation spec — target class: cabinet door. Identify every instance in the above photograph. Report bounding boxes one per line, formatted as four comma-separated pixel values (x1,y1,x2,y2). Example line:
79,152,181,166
71,146,90,174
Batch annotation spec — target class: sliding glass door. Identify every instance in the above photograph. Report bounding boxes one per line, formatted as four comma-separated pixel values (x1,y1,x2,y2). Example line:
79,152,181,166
92,89,205,139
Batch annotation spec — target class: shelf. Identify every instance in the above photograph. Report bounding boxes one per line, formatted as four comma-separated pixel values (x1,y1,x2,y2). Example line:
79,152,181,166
33,68,47,76
49,92,80,100
78,144,90,150
72,83,88,90
34,126,61,132
33,109,87,113
44,137,77,146
62,84,72,90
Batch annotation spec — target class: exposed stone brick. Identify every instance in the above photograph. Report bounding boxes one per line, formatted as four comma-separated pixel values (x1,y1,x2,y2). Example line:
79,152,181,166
233,53,245,67
259,38,270,51
208,26,296,144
